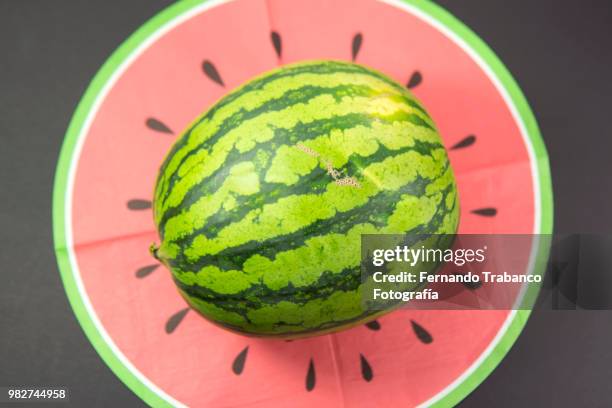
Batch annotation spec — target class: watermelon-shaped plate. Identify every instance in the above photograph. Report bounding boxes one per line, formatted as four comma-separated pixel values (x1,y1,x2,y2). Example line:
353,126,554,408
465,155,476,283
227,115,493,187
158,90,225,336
53,0,553,406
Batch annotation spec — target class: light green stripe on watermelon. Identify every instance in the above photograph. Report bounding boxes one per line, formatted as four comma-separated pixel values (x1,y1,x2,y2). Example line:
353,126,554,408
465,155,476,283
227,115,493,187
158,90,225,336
156,90,434,221
156,109,439,240
159,116,441,243
181,178,450,275
175,148,447,260
170,166,456,285
153,64,434,215
164,175,455,300
172,188,457,335
173,191,449,295
167,158,455,292
157,62,424,177
165,140,440,260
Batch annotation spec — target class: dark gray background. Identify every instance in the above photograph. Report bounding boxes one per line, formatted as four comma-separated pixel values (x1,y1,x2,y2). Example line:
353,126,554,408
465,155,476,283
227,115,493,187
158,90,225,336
1,0,611,406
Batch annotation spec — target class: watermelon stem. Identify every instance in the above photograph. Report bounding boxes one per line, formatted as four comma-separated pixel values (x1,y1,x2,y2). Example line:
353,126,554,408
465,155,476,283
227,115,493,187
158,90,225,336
149,243,160,261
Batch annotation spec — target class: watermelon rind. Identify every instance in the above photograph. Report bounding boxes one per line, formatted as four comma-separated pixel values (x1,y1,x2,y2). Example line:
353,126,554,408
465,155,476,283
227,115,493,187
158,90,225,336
152,59,460,338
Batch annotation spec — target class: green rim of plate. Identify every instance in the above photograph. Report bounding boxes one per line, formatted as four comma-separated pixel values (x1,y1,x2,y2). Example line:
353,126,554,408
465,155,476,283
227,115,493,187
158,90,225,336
52,0,554,406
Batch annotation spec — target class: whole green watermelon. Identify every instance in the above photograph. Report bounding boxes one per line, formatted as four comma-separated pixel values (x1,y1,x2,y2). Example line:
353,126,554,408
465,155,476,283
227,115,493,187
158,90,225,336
151,60,459,338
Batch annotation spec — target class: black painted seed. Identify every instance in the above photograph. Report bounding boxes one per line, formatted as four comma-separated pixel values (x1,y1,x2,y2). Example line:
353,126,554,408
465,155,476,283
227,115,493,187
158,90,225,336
127,199,152,210
165,308,189,334
365,320,381,331
406,71,422,89
202,60,225,87
232,346,249,375
471,208,498,217
135,264,159,278
360,354,373,382
306,358,316,391
145,117,173,134
271,31,282,58
411,320,433,344
451,134,476,150
352,33,363,61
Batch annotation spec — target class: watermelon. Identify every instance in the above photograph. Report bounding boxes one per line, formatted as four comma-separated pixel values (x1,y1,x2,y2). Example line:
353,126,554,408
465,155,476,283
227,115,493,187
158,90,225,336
53,0,553,407
151,60,459,337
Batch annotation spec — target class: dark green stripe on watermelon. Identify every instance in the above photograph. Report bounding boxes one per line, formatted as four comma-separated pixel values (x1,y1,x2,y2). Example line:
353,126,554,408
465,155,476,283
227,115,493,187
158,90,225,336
171,168,450,274
170,187,455,331
153,61,433,211
155,85,433,219
163,136,442,248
